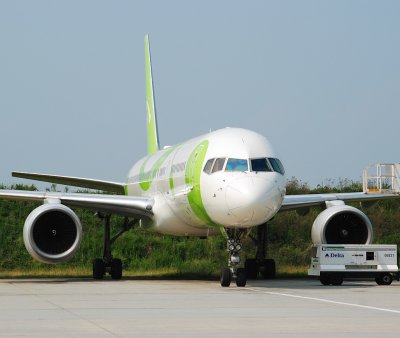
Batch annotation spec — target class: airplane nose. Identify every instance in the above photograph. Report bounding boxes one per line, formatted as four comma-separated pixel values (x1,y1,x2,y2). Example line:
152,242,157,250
225,176,277,225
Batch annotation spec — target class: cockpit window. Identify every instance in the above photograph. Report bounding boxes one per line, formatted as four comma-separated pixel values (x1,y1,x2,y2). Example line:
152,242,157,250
251,158,272,172
212,158,226,173
268,158,285,175
203,158,215,174
225,158,248,171
204,157,285,175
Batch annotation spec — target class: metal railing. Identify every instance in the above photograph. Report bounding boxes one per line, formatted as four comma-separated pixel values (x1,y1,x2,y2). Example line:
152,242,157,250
363,163,400,194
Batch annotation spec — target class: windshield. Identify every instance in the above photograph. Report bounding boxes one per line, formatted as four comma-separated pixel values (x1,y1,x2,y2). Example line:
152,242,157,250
212,158,226,173
225,158,248,171
250,157,285,175
204,156,284,175
268,158,285,175
203,158,215,174
251,158,272,172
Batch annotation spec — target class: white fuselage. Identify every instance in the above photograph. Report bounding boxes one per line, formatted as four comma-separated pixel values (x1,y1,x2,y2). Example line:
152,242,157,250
126,128,286,236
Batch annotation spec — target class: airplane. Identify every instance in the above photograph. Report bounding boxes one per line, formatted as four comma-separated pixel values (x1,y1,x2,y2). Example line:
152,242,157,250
0,35,398,287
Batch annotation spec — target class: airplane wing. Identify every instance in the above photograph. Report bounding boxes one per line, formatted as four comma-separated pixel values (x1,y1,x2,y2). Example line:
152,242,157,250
281,192,400,211
0,190,154,218
12,171,126,194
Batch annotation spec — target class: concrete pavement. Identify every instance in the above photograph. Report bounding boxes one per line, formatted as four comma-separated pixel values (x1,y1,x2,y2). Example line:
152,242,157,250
0,278,399,337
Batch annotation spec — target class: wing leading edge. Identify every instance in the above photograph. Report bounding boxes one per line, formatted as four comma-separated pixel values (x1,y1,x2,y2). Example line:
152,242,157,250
281,192,400,211
0,190,153,218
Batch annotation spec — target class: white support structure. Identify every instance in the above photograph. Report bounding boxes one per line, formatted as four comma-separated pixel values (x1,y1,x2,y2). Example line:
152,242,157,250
363,163,400,194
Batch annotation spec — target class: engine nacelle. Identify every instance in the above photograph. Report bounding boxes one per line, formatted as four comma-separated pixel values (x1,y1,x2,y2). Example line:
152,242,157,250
311,205,373,245
23,204,83,264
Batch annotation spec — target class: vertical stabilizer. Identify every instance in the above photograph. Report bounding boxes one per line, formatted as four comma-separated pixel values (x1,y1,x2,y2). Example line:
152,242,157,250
144,34,160,155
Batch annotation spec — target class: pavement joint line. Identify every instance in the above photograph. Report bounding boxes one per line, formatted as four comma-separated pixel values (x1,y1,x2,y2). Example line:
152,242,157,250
9,282,121,338
247,287,400,314
47,300,122,338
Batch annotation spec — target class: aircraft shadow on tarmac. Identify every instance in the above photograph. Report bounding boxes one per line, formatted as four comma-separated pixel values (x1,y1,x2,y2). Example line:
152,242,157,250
0,277,394,289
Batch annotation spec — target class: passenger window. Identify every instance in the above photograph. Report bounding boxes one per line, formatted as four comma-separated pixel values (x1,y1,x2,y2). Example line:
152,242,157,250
226,158,248,171
251,158,272,172
212,158,226,173
203,158,215,174
268,158,285,175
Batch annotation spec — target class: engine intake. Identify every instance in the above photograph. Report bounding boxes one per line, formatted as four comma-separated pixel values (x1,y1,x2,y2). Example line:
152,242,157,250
311,205,373,245
23,204,82,264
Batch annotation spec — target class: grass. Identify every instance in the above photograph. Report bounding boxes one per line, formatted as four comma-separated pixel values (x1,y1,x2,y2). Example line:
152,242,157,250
0,265,309,279
0,266,91,278
276,265,308,278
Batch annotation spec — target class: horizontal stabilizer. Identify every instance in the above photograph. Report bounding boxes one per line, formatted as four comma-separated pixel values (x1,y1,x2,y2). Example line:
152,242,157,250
12,171,126,195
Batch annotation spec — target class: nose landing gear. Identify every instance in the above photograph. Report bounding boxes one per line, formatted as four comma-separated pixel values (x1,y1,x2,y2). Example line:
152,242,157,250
220,229,246,287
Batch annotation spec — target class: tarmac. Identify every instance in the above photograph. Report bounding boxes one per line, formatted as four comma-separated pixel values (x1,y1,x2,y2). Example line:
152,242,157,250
0,278,399,337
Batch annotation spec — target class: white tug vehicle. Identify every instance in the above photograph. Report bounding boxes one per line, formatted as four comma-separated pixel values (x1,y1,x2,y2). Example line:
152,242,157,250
309,244,399,286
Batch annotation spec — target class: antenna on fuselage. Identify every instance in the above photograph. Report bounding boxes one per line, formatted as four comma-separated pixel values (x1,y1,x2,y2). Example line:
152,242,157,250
144,34,160,155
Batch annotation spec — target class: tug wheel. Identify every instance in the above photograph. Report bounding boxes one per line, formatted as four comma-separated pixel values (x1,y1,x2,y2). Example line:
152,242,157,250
319,274,330,286
376,273,393,286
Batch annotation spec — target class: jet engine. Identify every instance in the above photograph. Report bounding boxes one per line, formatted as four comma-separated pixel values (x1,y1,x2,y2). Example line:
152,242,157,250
311,205,373,244
23,204,83,264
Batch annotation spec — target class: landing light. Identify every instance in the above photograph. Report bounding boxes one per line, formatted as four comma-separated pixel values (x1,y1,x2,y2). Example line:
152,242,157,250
230,255,240,264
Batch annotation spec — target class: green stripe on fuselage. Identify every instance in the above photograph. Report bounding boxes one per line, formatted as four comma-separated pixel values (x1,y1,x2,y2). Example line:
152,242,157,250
139,147,176,191
185,140,217,227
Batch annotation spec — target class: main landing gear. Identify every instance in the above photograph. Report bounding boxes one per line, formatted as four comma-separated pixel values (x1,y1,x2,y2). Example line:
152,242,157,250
220,229,247,287
92,214,138,280
245,223,276,279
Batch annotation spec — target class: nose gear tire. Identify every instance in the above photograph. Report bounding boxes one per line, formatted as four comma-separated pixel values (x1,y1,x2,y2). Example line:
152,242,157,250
221,268,232,287
236,268,247,287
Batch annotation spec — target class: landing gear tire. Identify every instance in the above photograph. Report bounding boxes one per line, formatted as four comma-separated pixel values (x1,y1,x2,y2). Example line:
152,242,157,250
221,268,232,287
246,223,276,280
111,258,122,280
245,258,276,279
236,268,247,287
376,273,393,286
93,258,105,280
95,215,139,280
244,259,258,279
260,259,276,279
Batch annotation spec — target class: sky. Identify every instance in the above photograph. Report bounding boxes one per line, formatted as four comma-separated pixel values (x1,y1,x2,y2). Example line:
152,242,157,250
0,0,399,188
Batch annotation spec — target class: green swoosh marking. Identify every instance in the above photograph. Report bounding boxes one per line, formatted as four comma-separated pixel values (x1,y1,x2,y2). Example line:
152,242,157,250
168,145,181,194
185,140,217,227
139,147,176,191
145,34,159,155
